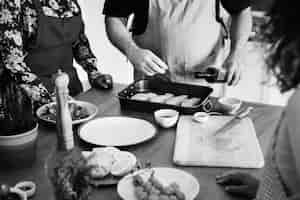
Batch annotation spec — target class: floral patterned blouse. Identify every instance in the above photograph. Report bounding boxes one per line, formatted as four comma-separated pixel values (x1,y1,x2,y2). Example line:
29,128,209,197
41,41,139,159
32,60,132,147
0,0,100,103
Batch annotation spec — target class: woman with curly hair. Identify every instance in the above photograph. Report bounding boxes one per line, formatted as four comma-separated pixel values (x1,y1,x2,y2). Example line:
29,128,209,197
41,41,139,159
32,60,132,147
0,0,113,134
216,0,300,199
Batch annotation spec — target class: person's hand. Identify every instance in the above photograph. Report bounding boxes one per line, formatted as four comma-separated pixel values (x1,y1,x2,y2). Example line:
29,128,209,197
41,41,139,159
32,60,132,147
127,47,168,76
222,53,242,86
216,171,259,199
90,73,113,90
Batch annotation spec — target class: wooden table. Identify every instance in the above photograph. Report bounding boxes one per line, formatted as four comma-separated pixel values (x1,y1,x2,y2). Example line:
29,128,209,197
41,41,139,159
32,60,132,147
0,83,283,200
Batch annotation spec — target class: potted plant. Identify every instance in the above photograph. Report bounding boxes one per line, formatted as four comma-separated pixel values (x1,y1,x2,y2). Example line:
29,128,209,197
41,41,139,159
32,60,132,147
0,72,38,168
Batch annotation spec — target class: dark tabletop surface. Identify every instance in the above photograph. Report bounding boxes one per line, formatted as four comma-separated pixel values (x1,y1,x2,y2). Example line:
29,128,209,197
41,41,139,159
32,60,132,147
0,83,283,200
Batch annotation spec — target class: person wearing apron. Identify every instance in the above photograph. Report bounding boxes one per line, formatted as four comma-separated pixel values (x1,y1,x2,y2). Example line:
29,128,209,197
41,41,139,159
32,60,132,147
1,0,113,103
25,0,113,96
0,0,113,133
103,0,251,96
24,0,84,96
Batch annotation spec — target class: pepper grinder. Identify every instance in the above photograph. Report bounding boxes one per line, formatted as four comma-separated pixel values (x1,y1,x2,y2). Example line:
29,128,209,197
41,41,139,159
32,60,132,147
45,70,91,200
55,69,74,150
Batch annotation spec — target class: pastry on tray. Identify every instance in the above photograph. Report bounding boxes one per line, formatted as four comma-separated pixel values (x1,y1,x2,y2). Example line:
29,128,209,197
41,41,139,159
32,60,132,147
165,95,188,106
130,91,202,108
149,93,174,103
131,93,157,101
181,97,201,107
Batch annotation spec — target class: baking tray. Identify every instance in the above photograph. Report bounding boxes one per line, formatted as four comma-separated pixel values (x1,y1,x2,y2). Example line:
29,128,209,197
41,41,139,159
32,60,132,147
118,79,213,114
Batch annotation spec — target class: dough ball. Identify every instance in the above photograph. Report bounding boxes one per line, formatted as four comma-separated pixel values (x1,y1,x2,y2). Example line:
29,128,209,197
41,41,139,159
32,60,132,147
165,95,188,106
131,93,158,101
149,93,174,103
181,97,201,107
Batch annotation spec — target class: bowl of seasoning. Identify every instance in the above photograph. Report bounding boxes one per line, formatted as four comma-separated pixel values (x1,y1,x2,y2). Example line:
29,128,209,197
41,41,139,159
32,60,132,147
154,109,179,128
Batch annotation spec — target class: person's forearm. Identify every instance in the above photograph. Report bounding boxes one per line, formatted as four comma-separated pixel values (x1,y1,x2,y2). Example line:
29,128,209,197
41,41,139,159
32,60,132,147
105,16,140,58
229,7,252,57
73,31,99,74
105,16,168,76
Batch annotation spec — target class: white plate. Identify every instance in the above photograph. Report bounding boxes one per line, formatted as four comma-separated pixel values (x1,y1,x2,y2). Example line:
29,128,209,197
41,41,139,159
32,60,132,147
117,167,200,200
36,100,98,125
79,117,156,146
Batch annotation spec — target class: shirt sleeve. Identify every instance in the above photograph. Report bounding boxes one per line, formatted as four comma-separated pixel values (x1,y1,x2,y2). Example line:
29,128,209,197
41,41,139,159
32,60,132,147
72,24,100,79
286,90,300,185
220,0,251,15
102,0,148,35
103,0,134,17
0,0,50,103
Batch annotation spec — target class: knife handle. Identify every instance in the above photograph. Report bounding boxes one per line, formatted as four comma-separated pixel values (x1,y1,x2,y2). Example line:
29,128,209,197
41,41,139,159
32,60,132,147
237,107,254,119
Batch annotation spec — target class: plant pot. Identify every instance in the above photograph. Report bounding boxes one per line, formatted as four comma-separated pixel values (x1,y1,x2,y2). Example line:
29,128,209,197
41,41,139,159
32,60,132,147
0,123,38,169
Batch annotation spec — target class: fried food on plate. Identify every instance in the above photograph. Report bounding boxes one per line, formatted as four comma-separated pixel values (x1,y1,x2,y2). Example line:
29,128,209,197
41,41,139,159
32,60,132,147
133,171,186,200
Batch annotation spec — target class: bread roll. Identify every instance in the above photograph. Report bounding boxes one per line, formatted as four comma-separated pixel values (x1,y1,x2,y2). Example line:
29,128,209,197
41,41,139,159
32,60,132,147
111,151,137,176
131,93,157,101
131,93,150,101
145,92,158,99
85,147,138,178
165,95,188,106
149,93,174,103
93,146,120,160
181,97,201,107
87,151,115,178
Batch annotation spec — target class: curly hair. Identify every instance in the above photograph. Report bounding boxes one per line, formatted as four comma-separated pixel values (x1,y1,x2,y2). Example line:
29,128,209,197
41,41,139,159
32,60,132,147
262,0,300,92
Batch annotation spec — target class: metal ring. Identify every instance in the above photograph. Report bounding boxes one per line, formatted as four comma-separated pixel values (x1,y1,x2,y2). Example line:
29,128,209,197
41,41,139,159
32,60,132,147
14,181,36,198
202,100,213,112
9,187,27,200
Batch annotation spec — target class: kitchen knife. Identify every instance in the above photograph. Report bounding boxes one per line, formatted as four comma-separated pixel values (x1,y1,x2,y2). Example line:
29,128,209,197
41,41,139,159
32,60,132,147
213,106,254,136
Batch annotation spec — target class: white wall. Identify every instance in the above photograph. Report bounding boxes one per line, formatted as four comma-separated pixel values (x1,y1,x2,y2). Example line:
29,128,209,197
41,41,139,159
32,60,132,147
77,0,289,106
76,0,133,91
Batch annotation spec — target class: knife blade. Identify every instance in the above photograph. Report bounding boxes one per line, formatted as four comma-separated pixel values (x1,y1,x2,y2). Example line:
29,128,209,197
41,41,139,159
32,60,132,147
213,106,253,136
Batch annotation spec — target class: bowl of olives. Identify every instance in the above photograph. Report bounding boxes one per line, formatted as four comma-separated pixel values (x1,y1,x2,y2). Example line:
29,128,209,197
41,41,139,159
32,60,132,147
36,100,98,125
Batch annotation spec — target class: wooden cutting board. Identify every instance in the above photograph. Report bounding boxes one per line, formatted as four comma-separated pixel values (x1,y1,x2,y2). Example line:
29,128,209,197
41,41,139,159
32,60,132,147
173,115,264,168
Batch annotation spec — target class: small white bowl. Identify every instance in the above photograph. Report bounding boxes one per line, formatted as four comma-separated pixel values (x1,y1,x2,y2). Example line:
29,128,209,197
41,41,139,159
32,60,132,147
154,109,179,128
193,112,210,123
218,97,242,114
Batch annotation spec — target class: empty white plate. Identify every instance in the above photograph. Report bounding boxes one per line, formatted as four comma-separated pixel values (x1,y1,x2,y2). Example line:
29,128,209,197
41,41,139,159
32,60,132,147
117,167,200,200
79,117,156,146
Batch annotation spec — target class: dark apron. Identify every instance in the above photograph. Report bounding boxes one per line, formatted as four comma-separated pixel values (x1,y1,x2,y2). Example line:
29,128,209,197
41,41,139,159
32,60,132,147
25,0,83,96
